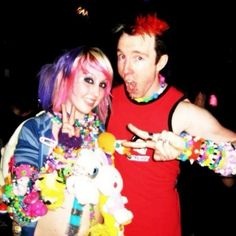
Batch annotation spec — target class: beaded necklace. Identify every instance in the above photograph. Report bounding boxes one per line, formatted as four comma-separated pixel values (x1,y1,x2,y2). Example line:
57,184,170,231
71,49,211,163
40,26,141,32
51,112,104,149
134,83,167,103
51,112,105,234
45,112,105,177
134,92,159,103
3,112,105,228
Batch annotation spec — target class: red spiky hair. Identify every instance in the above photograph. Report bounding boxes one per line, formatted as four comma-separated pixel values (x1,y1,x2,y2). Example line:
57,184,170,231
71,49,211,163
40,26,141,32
134,14,169,36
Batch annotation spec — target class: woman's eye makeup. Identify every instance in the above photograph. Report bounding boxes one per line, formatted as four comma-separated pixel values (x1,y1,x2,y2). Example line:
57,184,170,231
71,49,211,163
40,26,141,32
84,77,94,84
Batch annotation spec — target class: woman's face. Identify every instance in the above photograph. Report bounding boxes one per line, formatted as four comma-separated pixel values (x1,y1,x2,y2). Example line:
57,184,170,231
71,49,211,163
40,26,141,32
68,66,108,118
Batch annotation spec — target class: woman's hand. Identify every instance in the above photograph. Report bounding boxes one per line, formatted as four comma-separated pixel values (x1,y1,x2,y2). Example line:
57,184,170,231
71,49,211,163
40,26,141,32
59,105,82,148
61,104,79,137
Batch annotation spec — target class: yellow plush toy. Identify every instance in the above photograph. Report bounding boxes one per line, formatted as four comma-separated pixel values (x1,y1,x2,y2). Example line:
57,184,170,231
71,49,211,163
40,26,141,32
97,132,131,166
98,132,116,155
35,172,66,210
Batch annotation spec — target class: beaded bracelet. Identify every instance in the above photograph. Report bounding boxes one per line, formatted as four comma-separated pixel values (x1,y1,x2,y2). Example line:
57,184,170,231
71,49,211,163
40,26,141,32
177,132,236,176
2,165,48,226
58,130,83,149
214,142,236,176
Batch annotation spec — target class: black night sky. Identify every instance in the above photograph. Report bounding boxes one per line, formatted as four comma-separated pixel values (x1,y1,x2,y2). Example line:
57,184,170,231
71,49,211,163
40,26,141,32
0,0,235,128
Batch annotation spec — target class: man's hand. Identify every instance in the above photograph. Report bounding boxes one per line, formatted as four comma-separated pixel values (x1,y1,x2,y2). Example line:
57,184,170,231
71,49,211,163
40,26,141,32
122,124,185,161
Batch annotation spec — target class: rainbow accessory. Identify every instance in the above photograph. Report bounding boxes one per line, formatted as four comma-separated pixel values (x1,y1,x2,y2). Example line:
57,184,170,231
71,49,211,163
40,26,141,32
2,116,132,236
52,112,104,149
177,132,236,176
2,165,47,226
2,112,105,227
134,92,159,103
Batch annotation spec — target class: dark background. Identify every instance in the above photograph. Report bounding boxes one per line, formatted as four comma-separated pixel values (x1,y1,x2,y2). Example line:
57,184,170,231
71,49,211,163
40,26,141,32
0,0,234,105
0,1,235,235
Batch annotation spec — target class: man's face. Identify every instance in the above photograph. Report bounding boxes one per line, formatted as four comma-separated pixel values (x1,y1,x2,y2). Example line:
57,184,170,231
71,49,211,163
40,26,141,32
117,33,159,99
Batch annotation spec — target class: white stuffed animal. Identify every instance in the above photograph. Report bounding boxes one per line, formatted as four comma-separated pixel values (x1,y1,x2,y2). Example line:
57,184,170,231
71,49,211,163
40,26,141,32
66,148,108,205
94,165,133,225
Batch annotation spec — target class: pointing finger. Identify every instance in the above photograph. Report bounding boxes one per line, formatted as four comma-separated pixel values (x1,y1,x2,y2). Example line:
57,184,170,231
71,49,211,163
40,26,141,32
127,123,151,140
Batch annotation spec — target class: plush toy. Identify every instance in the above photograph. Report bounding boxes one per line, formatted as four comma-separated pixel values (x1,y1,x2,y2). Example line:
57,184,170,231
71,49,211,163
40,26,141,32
97,165,133,223
23,191,48,217
98,132,131,163
13,176,30,196
87,132,133,235
98,132,116,165
66,148,108,205
35,171,66,210
98,132,116,153
90,164,133,236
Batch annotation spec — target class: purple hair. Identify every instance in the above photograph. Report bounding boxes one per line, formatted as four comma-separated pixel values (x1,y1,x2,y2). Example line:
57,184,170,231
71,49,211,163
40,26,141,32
38,46,113,123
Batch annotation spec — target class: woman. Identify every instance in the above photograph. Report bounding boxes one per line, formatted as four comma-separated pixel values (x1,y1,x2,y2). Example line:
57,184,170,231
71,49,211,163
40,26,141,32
3,46,113,236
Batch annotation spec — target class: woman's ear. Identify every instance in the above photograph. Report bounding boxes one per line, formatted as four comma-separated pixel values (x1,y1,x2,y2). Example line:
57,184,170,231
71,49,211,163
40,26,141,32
156,54,168,71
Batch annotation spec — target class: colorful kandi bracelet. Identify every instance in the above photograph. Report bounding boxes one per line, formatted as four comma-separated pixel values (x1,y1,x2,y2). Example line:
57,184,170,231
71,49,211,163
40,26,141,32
177,132,236,176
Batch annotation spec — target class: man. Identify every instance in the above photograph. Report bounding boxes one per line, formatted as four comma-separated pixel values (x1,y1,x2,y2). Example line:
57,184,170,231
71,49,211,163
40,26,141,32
107,12,236,236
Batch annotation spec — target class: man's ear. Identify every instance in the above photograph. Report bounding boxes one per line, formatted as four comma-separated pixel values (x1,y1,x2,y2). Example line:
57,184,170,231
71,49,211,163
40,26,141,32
156,54,168,71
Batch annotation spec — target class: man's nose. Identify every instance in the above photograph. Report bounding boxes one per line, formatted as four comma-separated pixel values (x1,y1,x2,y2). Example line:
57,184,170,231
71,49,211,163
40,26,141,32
122,60,132,76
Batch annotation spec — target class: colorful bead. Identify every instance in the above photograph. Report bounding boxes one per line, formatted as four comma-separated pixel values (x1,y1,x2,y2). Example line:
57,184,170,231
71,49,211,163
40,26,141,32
177,132,236,176
3,112,106,228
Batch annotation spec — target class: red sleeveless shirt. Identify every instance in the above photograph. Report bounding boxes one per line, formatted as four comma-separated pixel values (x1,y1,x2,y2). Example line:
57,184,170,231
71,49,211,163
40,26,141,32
107,84,184,236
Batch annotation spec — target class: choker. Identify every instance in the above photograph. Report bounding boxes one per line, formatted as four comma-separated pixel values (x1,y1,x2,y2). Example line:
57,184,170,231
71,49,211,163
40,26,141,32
134,92,159,103
134,83,167,103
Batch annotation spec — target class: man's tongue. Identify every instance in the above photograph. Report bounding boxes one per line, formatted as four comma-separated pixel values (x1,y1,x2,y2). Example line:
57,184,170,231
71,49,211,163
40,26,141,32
126,81,136,94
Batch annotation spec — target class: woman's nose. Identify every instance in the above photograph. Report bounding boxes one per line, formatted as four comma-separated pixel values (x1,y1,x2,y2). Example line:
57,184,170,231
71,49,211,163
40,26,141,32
91,84,100,97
